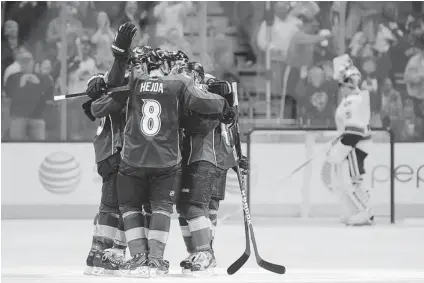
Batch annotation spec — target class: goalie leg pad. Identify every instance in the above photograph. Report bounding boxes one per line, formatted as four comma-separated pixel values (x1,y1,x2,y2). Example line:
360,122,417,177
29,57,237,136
326,140,353,164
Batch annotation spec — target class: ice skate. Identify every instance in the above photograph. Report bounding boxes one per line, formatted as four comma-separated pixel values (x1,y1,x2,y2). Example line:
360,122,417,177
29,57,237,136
180,253,196,275
104,247,126,262
190,250,216,277
118,253,149,277
91,249,123,276
345,210,374,226
83,247,96,275
148,258,170,278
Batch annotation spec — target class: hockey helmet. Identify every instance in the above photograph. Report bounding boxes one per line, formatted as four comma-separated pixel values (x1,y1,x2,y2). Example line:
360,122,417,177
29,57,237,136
184,61,205,83
145,48,173,74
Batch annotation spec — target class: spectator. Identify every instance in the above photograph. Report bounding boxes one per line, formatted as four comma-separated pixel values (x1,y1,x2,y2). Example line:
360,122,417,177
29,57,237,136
297,66,335,125
116,1,149,47
154,1,193,41
36,58,57,140
359,56,382,127
281,9,331,119
3,46,28,86
404,36,424,100
46,2,83,60
1,20,20,85
67,35,98,141
380,78,403,135
345,2,384,43
4,51,53,141
91,11,115,73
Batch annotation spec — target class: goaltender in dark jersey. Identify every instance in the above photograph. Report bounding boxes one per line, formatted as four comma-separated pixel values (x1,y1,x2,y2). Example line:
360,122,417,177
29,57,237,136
114,74,229,168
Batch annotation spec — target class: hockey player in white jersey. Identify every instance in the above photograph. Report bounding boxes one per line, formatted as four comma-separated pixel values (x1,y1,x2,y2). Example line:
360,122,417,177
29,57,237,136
325,54,374,226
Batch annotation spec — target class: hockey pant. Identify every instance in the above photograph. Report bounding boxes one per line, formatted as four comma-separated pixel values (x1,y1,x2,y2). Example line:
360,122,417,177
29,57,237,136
117,161,182,258
92,152,126,250
177,161,217,253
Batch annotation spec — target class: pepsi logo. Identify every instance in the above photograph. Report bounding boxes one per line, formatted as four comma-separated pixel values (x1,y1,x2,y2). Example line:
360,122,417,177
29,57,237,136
39,152,81,194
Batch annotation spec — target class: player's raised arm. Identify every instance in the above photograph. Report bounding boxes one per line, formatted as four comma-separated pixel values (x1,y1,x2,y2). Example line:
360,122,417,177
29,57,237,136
107,22,137,88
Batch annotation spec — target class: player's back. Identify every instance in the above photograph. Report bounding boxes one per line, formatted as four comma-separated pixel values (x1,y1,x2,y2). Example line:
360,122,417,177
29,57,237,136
122,74,186,168
335,89,371,137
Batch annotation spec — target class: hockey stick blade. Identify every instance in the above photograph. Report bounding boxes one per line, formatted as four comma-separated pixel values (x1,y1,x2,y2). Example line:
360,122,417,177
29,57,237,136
227,220,250,275
249,224,286,274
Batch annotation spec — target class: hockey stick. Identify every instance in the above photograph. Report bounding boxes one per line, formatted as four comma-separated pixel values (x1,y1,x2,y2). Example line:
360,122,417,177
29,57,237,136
227,82,286,275
53,68,134,101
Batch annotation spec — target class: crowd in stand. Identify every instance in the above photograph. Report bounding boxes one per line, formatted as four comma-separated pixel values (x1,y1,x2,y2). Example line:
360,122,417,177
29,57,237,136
1,1,424,142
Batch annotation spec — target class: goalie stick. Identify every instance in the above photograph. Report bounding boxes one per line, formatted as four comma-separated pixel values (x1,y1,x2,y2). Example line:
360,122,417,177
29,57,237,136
227,82,286,275
53,67,134,101
278,134,342,183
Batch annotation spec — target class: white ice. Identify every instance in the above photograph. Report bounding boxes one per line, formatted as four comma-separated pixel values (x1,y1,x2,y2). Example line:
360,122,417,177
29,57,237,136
2,218,424,283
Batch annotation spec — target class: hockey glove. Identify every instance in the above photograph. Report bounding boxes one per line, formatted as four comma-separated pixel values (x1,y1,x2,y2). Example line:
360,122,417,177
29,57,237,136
111,22,137,57
208,80,232,96
82,100,96,121
221,106,237,125
208,80,234,106
232,155,249,175
86,74,106,101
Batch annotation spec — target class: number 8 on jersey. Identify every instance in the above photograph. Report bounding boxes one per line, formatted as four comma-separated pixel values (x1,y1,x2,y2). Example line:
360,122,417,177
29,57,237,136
140,99,162,137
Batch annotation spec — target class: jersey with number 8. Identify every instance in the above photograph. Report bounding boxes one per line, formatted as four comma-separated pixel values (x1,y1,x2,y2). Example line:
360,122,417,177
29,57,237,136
122,74,229,168
335,89,371,138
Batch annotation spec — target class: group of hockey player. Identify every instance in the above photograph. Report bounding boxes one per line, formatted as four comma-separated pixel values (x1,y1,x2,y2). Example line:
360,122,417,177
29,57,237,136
81,22,248,278
79,20,374,278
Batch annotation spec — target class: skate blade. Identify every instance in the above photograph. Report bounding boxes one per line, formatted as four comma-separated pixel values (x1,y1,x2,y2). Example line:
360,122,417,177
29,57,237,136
190,268,215,277
182,267,192,276
91,267,105,276
119,267,150,278
149,267,169,278
83,266,94,275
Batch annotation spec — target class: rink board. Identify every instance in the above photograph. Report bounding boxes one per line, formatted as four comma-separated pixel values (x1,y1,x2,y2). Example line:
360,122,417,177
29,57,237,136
2,141,424,220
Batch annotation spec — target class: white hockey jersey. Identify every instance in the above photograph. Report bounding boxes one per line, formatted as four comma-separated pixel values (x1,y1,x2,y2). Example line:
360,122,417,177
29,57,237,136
335,89,371,137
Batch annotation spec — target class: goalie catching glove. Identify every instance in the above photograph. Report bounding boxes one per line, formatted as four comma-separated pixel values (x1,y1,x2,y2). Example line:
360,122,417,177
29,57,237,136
111,22,137,57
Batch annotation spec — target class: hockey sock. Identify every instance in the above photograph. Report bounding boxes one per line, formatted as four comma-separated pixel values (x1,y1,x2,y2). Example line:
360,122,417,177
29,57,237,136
208,209,218,247
178,216,196,253
148,210,171,259
187,216,211,252
95,212,119,248
122,210,148,256
113,215,127,249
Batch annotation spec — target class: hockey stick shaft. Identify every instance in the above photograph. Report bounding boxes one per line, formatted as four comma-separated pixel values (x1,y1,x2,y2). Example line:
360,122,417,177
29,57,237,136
279,134,342,182
53,84,130,101
54,67,134,101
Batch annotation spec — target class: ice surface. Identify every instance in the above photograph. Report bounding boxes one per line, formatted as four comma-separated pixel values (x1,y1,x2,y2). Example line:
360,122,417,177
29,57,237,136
2,219,424,283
